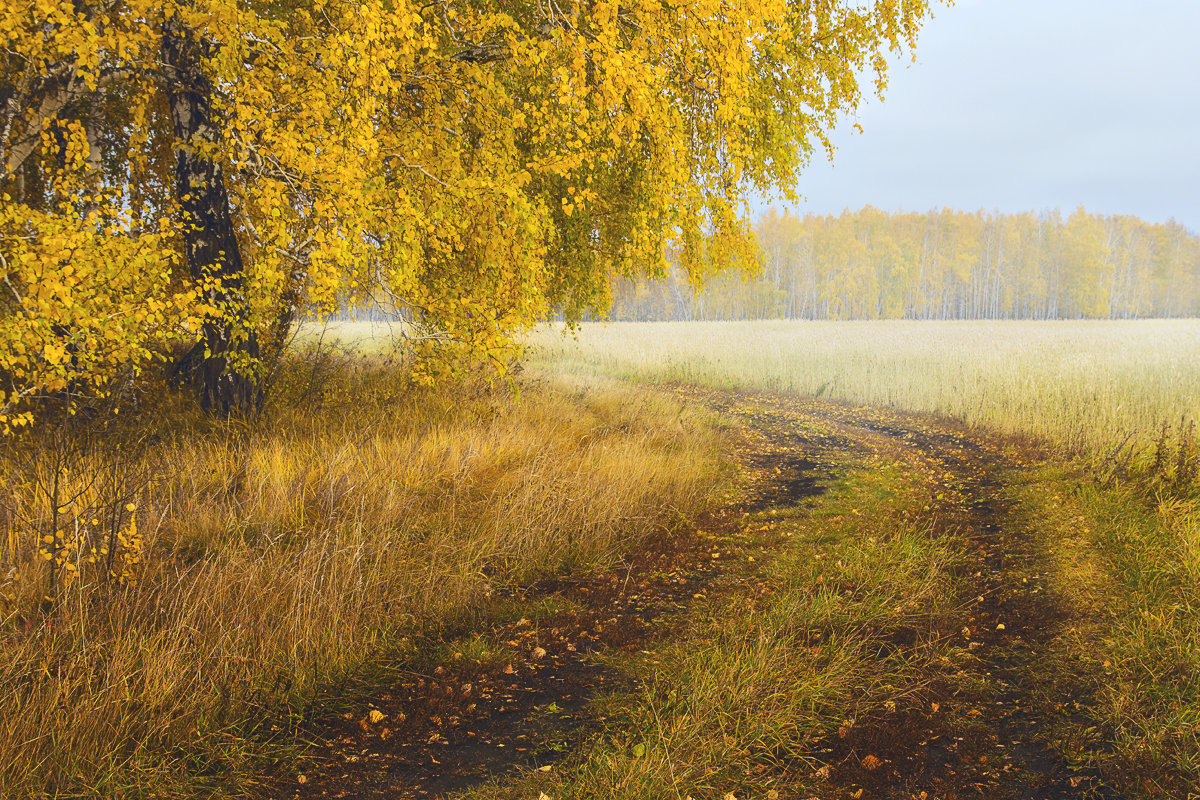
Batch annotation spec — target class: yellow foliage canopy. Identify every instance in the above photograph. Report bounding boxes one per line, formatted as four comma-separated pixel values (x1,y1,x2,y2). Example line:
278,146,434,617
0,0,934,422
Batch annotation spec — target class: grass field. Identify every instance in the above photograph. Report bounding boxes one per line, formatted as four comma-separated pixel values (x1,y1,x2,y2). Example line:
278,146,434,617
523,318,1200,794
4,319,1199,798
0,356,725,798
526,319,1200,461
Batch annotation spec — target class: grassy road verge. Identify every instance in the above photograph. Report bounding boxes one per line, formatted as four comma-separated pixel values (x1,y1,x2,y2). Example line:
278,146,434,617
0,362,726,799
1005,467,1200,796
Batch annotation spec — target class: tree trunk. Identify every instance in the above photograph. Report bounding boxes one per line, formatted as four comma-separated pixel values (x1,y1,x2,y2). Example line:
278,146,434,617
162,16,260,416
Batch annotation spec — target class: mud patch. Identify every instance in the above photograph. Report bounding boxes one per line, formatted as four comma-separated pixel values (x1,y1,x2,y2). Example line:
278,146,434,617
290,654,616,800
739,454,827,512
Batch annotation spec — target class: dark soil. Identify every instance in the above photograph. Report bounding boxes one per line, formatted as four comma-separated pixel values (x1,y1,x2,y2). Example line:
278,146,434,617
264,388,1127,800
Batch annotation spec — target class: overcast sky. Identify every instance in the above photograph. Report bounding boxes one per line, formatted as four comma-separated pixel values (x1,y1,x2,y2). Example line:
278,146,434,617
756,0,1200,232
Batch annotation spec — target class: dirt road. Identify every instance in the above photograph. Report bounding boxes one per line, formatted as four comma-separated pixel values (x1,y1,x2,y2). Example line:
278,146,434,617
717,390,1121,800
271,388,1125,800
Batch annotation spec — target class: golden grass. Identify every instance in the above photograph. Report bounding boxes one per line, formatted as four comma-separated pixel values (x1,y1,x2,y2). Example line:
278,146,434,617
525,319,1200,458
6,319,1197,796
0,356,725,798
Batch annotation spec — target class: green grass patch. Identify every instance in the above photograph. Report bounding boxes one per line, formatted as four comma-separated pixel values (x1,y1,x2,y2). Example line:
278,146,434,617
1006,465,1200,797
465,457,965,799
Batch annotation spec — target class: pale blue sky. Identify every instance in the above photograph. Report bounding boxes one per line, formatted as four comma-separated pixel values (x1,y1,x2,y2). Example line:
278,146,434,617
756,0,1200,232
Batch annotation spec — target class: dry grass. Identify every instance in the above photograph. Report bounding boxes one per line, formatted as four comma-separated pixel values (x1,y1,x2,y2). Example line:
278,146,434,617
526,319,1200,459
526,319,1200,795
0,353,725,798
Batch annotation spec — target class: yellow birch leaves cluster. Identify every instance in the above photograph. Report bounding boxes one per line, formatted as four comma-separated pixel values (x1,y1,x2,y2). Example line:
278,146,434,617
1,0,933,422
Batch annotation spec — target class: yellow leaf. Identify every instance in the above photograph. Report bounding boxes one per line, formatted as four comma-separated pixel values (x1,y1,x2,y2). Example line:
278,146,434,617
43,343,67,365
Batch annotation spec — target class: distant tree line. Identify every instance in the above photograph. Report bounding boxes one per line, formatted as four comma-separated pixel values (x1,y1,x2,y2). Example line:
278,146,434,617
607,207,1200,320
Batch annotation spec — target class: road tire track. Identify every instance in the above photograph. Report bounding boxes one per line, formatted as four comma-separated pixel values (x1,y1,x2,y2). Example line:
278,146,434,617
266,387,1125,800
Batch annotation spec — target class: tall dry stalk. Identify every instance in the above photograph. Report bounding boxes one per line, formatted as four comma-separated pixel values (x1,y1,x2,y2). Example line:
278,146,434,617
0,355,726,797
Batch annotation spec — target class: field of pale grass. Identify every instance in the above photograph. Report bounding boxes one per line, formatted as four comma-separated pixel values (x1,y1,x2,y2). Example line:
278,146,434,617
525,320,1200,460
